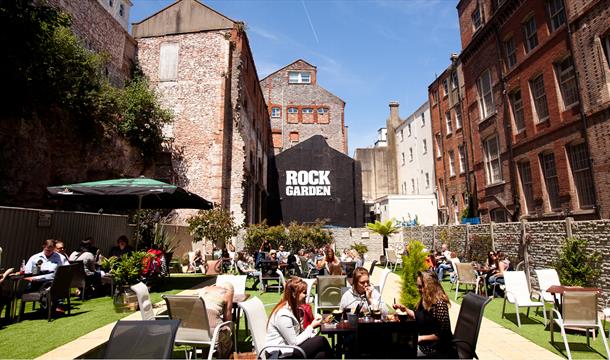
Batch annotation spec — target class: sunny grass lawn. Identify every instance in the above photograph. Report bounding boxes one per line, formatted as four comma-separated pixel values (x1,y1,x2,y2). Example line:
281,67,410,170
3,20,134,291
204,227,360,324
0,274,211,359
444,280,609,359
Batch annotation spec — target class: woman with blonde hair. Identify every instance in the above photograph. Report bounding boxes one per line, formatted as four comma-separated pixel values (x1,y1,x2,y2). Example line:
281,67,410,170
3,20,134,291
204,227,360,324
265,277,332,358
393,271,456,358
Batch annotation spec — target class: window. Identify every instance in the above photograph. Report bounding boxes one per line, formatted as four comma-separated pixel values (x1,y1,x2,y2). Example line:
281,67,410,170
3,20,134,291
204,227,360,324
159,42,179,81
455,109,462,129
523,17,538,53
484,135,502,184
409,148,413,162
407,124,412,137
458,144,466,174
604,34,610,67
302,108,313,114
477,70,495,119
400,129,404,142
421,113,425,127
119,3,124,17
449,150,456,176
289,131,299,143
490,208,508,222
438,178,445,206
530,75,549,121
271,107,280,118
432,90,439,105
288,71,311,84
287,107,298,114
442,79,449,96
411,179,416,193
518,161,535,212
402,182,407,195
435,133,442,158
540,152,560,209
555,57,578,108
425,173,430,188
422,139,427,154
509,90,525,132
472,6,482,31
401,152,405,166
445,111,452,134
504,37,517,69
547,0,566,32
567,143,595,208
317,108,328,115
451,72,458,89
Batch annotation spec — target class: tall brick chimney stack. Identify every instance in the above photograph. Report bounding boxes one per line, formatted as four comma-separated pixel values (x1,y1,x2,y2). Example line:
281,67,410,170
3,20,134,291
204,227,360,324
385,101,400,194
389,101,401,128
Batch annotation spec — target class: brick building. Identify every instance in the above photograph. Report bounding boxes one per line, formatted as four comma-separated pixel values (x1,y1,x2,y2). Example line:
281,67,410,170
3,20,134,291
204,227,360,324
457,0,598,222
565,0,610,218
429,55,473,224
133,0,272,225
48,0,136,87
260,60,348,154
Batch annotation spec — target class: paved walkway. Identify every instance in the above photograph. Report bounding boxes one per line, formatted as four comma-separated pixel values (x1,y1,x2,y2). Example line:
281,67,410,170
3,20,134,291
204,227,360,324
370,266,562,360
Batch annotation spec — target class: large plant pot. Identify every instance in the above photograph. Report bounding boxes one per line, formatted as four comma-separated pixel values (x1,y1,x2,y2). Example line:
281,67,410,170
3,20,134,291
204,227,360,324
113,286,138,313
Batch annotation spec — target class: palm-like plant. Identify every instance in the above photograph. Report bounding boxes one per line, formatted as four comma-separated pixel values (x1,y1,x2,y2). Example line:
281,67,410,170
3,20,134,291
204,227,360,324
366,219,399,250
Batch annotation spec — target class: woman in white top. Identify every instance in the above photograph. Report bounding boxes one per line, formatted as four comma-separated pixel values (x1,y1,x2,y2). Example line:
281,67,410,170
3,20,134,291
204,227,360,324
265,277,332,359
340,267,382,314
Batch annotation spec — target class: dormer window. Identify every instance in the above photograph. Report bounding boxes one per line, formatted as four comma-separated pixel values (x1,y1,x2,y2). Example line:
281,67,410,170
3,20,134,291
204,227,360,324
288,71,311,84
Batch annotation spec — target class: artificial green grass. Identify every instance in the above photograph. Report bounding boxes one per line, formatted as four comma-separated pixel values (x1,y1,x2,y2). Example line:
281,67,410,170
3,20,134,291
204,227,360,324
446,280,609,359
0,274,210,359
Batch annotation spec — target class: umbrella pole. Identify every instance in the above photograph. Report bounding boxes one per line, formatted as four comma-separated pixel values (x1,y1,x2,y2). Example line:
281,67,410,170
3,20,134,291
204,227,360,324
135,195,142,250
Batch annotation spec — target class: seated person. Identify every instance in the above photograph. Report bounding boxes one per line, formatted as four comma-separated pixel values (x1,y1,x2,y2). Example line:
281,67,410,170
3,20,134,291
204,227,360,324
277,244,290,264
393,271,456,358
192,249,207,273
236,252,260,289
108,235,133,258
436,245,455,281
198,283,234,359
317,246,343,276
25,239,69,283
54,240,69,263
340,267,382,314
266,277,332,359
69,239,101,295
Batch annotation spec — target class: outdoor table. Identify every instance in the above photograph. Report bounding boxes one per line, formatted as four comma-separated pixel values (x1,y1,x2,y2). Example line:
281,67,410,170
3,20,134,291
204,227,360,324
320,315,417,358
4,272,52,321
232,293,250,353
546,285,601,337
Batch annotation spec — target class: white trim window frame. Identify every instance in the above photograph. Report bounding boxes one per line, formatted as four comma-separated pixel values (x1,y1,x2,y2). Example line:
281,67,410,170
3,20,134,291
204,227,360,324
484,135,502,184
302,108,313,114
435,133,442,158
523,16,538,53
421,112,426,127
530,74,549,122
287,107,298,114
271,107,281,118
455,108,462,129
443,79,449,97
409,147,414,162
510,89,526,132
451,72,458,90
458,144,466,174
518,160,535,213
504,37,517,69
317,108,329,115
567,142,596,208
422,139,427,154
547,0,566,32
445,110,452,134
555,57,579,109
472,6,482,31
540,152,561,210
448,150,456,177
288,71,311,84
477,69,495,119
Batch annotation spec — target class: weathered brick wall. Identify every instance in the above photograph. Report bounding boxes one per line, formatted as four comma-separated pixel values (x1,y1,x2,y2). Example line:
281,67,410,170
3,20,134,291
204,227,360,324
331,227,384,263
260,60,347,154
137,31,231,223
49,0,134,86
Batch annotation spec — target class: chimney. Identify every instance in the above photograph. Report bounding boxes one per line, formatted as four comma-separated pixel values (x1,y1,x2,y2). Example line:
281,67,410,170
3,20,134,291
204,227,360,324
389,101,400,126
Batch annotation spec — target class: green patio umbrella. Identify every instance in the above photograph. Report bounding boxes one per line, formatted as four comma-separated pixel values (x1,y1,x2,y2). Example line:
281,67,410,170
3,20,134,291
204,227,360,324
47,177,213,249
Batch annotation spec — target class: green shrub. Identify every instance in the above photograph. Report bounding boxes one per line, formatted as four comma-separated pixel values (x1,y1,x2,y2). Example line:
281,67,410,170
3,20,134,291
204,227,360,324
243,220,332,253
187,207,240,248
350,242,368,256
400,240,428,308
554,236,601,286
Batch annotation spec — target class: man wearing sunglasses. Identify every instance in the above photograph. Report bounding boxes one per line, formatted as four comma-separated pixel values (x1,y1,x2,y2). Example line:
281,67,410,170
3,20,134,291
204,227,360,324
24,239,69,284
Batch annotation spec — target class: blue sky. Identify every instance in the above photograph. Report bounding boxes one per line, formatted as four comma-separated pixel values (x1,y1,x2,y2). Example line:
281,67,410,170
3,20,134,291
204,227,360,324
130,0,461,155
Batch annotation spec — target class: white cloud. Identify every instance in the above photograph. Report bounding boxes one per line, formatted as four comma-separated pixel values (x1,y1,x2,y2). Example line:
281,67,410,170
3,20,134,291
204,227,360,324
249,26,279,42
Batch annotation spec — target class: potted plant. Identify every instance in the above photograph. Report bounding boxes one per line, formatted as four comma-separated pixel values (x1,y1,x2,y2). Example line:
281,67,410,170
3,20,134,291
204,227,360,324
400,240,429,309
366,219,400,261
152,223,177,269
108,251,152,313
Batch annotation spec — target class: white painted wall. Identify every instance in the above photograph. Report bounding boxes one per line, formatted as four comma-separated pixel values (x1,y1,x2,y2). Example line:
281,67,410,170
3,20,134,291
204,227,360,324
376,194,438,225
395,102,435,197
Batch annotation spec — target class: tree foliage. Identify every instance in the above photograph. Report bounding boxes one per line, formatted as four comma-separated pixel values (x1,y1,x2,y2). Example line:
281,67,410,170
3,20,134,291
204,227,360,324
400,240,429,309
186,208,240,248
350,242,368,256
243,220,333,253
0,0,171,155
554,236,601,287
367,219,399,249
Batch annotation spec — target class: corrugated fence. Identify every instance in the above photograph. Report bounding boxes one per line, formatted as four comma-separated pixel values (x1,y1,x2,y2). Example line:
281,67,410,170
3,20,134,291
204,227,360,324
0,206,133,269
